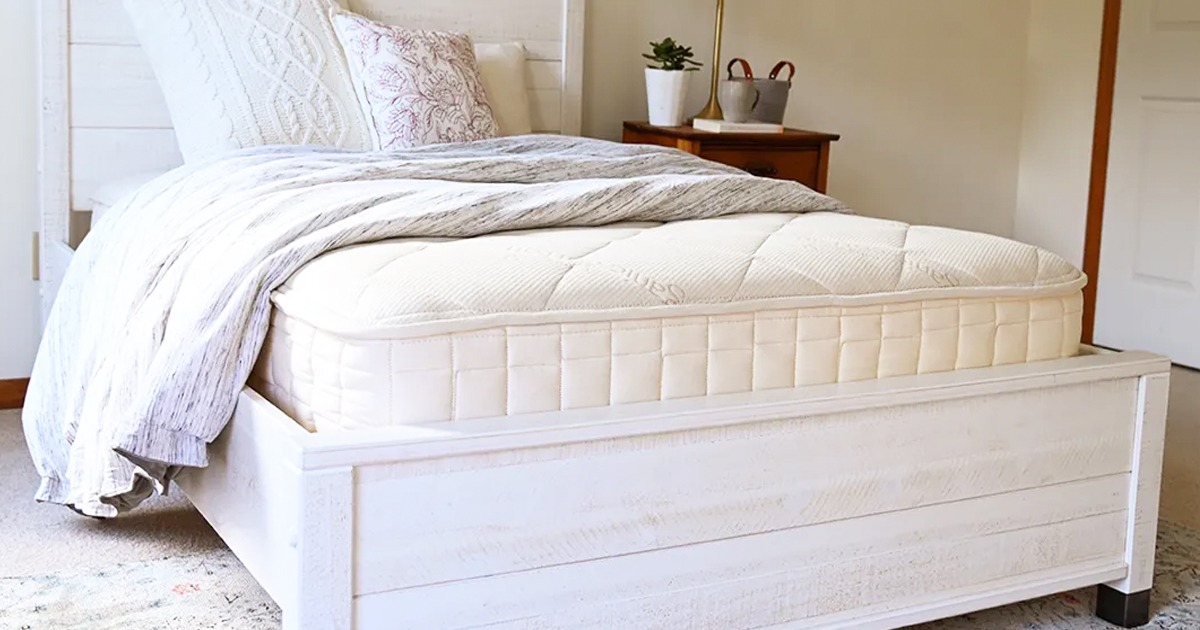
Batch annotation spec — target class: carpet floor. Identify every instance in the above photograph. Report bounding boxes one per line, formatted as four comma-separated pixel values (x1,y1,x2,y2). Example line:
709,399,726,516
5,409,1200,629
0,410,224,579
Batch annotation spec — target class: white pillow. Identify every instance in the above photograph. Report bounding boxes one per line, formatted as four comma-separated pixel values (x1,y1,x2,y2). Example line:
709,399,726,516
474,43,534,137
123,0,372,163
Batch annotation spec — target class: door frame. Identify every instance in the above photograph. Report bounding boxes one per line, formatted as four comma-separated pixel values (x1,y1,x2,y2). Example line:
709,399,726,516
1082,0,1123,344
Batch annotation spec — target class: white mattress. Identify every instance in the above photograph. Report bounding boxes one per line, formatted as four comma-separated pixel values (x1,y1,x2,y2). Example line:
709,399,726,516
250,212,1085,432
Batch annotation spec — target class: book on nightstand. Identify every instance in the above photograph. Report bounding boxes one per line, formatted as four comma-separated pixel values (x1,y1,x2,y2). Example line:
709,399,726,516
692,119,785,134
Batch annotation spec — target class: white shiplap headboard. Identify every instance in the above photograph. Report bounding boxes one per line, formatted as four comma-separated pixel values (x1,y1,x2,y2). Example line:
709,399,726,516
37,0,585,321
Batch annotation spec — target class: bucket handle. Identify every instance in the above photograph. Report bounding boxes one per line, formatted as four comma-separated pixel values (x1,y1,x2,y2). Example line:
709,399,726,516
768,61,796,83
726,58,754,80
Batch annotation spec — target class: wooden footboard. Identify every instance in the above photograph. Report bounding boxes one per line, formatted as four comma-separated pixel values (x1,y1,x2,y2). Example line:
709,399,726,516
178,349,1169,630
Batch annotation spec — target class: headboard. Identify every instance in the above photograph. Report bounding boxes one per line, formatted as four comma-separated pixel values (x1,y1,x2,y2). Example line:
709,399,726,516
37,0,585,321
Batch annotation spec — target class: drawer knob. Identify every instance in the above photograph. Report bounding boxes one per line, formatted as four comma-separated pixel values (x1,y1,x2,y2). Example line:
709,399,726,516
745,164,779,177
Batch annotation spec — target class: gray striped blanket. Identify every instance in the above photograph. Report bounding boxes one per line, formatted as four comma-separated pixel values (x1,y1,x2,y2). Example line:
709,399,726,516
23,136,846,517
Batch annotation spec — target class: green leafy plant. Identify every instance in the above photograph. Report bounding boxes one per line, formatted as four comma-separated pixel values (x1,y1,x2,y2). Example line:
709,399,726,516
643,38,703,72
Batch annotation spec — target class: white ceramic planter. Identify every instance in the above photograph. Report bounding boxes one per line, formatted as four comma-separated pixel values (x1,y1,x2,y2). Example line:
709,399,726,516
645,68,691,127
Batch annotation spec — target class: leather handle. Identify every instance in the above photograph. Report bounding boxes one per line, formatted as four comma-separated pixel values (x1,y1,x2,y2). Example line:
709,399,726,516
726,58,754,80
745,163,779,178
768,61,796,82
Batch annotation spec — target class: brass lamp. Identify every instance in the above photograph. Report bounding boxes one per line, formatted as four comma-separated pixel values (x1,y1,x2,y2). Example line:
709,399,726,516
694,0,725,121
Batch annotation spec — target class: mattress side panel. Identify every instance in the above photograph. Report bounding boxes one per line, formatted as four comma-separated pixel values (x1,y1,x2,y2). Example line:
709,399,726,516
251,291,1084,431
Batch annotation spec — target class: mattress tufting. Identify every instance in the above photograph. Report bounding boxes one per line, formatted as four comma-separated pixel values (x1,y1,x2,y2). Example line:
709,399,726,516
250,212,1086,431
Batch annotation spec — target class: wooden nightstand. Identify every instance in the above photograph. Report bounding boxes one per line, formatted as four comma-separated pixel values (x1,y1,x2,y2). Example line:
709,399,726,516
622,121,840,194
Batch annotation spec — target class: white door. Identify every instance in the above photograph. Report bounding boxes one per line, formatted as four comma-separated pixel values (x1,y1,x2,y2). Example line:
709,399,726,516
1094,0,1200,368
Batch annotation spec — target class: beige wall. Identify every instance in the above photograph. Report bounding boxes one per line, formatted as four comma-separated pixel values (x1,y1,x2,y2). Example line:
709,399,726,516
1014,0,1103,267
587,0,1033,237
0,0,40,380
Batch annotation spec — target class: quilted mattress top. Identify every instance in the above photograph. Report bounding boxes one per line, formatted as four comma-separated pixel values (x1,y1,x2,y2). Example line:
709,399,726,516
272,212,1086,339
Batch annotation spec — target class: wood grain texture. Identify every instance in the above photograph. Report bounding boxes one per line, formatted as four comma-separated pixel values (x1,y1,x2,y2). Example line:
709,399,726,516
1082,0,1123,344
67,43,564,132
350,0,563,41
70,128,182,211
289,467,354,630
352,379,1139,593
622,121,841,145
69,0,135,44
700,147,821,185
1107,372,1169,594
622,122,837,192
38,0,70,324
358,510,1127,630
69,44,172,129
818,143,832,193
175,389,312,619
0,379,29,410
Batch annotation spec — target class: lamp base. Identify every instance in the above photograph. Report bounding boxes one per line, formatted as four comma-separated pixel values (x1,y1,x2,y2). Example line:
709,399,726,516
696,97,722,123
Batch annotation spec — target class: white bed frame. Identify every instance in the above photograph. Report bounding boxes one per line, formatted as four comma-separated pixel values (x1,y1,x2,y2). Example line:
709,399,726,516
172,349,1170,630
40,2,1172,629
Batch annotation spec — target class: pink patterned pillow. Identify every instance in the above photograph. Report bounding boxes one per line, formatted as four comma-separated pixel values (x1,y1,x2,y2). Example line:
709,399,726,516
330,8,500,149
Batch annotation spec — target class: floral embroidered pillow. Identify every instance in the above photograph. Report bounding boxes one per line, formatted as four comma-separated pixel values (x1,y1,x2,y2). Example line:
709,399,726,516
330,8,500,149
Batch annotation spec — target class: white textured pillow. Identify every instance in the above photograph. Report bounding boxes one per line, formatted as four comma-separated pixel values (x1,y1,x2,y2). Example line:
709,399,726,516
330,7,500,149
474,43,534,136
123,0,372,163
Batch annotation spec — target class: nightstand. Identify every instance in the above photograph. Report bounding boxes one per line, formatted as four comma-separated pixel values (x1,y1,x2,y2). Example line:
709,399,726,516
622,122,840,194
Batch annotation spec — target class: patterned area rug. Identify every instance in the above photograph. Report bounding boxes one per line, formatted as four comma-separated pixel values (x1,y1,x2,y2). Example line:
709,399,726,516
0,549,279,630
3,523,1200,629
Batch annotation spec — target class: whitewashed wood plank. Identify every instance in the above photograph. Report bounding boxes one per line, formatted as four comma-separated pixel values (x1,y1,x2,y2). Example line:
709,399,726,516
350,0,563,42
70,43,171,128
175,389,308,618
68,0,571,51
560,0,585,135
526,60,561,91
70,128,181,210
529,88,562,133
355,508,1127,630
70,0,136,45
353,380,1138,592
288,467,354,630
39,0,71,322
1108,372,1170,594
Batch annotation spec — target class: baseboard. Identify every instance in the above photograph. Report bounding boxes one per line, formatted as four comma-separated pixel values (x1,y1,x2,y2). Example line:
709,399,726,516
0,378,29,410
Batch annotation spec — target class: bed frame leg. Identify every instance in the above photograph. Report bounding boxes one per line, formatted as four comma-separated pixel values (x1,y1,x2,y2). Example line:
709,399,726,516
1095,373,1168,629
1095,585,1151,628
286,466,355,630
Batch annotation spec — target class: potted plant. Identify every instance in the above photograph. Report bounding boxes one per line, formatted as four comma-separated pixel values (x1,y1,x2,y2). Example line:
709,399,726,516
643,38,702,127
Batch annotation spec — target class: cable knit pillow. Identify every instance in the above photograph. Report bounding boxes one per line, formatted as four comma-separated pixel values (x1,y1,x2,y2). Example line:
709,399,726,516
123,0,373,163
330,8,500,149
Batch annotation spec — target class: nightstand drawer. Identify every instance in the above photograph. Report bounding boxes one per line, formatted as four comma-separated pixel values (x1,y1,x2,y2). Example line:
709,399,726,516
700,148,821,188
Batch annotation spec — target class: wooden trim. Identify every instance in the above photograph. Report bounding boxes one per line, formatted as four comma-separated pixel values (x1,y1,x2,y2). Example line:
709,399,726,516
817,142,832,194
38,0,71,325
559,0,586,136
0,378,29,410
1082,0,1123,344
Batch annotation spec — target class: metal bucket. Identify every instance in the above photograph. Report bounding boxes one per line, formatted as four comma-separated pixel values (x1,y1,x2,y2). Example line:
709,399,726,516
751,61,794,124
